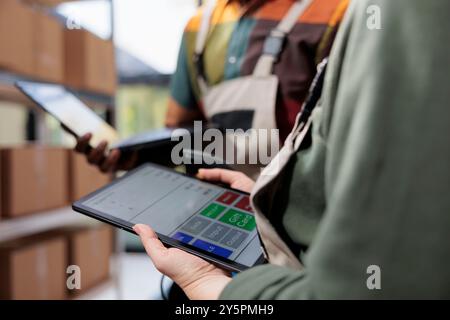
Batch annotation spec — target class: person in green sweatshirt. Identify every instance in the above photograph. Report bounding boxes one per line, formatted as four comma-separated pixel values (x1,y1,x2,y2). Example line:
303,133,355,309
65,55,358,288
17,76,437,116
133,0,450,299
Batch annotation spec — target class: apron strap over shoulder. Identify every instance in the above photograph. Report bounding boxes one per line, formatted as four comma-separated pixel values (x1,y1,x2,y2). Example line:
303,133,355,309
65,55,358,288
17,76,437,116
290,58,328,141
253,0,313,77
194,0,217,94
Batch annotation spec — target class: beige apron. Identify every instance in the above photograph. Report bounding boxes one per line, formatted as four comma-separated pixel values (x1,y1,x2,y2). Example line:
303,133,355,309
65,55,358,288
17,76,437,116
194,0,313,179
251,58,329,269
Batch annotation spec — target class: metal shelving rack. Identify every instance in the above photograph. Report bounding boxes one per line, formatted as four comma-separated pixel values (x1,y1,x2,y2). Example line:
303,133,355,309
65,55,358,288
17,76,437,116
0,0,116,239
0,0,124,300
0,207,97,243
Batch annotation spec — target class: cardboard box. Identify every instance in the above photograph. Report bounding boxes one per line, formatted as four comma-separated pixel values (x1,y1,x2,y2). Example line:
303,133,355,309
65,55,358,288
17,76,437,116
0,234,67,300
64,225,114,293
1,146,69,218
0,0,34,76
85,33,117,95
33,10,64,82
68,151,111,201
23,0,66,7
64,29,117,95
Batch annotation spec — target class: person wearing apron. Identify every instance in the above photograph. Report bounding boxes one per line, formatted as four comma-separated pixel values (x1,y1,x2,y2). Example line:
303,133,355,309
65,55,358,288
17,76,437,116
169,0,349,178
159,0,347,300
70,0,347,300
135,0,450,299
190,0,314,178
72,0,348,176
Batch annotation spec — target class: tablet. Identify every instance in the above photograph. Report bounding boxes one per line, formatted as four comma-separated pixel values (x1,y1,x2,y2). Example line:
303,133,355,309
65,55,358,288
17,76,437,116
73,163,266,272
15,81,119,148
15,80,188,152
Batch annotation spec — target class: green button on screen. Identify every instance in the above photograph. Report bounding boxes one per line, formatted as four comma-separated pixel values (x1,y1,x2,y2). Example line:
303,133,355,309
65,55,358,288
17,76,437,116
200,203,226,219
219,209,256,231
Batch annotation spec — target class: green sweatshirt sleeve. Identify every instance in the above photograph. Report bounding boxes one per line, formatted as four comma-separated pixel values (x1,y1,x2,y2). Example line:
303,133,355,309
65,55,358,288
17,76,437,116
221,0,450,299
221,265,313,300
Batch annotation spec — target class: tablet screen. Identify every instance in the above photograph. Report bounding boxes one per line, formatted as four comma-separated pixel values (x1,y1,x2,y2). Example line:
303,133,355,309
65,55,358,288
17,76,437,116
78,164,264,269
16,81,118,147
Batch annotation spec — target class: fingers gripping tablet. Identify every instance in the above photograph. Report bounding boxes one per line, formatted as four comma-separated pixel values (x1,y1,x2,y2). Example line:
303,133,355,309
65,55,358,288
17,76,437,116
72,163,265,272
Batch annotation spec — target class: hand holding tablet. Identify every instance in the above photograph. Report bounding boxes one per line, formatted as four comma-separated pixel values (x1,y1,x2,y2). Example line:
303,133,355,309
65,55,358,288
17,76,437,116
73,163,266,272
15,80,190,148
16,81,265,271
133,223,232,300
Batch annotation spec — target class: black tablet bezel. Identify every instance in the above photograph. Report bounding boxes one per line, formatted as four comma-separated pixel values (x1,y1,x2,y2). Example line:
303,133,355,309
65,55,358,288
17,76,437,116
14,80,115,150
15,80,193,154
112,128,181,153
72,163,266,272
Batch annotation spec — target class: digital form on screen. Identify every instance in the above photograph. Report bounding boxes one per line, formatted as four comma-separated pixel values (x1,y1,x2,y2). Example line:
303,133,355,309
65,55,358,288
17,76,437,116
82,165,263,267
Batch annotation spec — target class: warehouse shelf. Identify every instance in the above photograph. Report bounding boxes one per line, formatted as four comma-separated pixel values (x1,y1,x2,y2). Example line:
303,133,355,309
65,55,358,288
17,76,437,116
73,278,118,300
0,206,99,243
74,253,168,300
0,0,124,300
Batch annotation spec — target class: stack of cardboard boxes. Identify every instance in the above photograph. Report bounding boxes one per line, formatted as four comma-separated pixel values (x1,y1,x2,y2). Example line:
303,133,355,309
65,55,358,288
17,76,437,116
69,152,113,201
34,7,65,83
63,225,114,294
0,225,114,300
0,233,67,299
0,0,117,95
65,29,117,95
23,0,66,6
0,145,114,299
0,146,68,218
0,0,119,299
0,146,111,218
0,0,34,77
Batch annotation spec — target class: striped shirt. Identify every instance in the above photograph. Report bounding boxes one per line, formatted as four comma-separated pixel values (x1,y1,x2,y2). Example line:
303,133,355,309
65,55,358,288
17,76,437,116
170,0,349,141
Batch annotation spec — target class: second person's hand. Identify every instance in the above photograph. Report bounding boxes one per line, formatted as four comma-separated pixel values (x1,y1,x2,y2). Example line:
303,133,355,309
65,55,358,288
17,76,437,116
74,133,138,173
197,168,255,193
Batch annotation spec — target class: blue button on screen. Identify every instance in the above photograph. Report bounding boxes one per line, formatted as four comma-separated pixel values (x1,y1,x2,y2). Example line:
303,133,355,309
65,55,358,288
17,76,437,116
172,232,194,244
192,239,233,258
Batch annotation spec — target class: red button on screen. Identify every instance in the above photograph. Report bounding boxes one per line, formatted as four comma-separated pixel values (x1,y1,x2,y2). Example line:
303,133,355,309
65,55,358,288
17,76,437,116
235,196,253,212
216,191,239,205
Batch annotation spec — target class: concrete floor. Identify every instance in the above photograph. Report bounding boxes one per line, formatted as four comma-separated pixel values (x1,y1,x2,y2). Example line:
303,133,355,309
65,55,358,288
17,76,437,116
77,253,173,300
